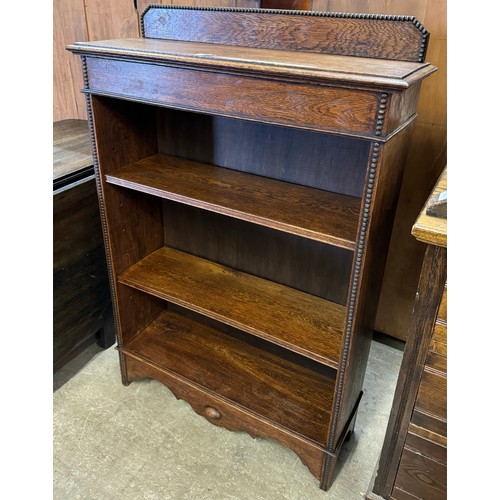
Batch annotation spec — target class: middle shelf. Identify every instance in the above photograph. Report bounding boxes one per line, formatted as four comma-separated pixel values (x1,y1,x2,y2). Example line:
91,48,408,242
106,153,361,249
118,246,346,368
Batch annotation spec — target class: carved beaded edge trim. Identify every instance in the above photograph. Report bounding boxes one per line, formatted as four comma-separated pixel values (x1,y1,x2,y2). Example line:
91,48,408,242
140,5,429,62
81,55,128,385
375,93,389,136
320,141,381,487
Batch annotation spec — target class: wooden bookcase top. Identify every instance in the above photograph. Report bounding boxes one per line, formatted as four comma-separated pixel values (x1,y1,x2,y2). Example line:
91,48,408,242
68,37,435,90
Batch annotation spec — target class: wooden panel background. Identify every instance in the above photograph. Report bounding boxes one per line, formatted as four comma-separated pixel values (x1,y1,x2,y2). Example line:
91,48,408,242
54,0,446,340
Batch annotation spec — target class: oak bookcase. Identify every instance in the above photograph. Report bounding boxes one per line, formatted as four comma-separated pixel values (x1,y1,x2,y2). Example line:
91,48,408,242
68,5,435,490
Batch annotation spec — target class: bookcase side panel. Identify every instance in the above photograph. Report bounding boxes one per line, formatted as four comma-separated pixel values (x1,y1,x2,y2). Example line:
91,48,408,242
90,96,165,348
321,126,413,489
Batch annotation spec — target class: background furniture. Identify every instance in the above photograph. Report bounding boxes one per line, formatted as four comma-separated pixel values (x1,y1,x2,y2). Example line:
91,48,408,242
53,119,114,372
366,167,447,499
54,0,446,342
69,5,434,490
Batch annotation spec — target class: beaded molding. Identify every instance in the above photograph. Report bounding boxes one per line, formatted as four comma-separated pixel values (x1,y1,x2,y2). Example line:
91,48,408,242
140,5,430,62
81,55,129,386
320,141,381,488
375,93,389,136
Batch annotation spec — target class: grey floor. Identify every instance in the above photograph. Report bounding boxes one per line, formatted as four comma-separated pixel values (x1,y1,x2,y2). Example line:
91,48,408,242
53,336,403,499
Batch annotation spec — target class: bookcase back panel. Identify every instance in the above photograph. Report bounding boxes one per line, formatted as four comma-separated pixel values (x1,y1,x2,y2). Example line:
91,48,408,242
157,109,369,198
142,7,426,62
163,202,352,306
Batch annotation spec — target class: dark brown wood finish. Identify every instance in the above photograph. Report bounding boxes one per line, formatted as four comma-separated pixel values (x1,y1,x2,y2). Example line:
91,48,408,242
106,153,361,248
321,125,413,490
84,56,381,138
53,181,113,370
410,409,446,439
118,246,345,368
125,355,327,480
141,6,428,62
393,446,446,499
371,244,446,497
261,0,311,9
156,109,370,198
70,38,434,88
405,429,446,465
121,309,336,443
53,120,113,371
164,202,353,306
414,369,446,420
88,96,164,379
69,6,434,490
368,167,447,499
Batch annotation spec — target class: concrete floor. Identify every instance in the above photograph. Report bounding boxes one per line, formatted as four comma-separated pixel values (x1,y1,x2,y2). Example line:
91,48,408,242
53,336,403,499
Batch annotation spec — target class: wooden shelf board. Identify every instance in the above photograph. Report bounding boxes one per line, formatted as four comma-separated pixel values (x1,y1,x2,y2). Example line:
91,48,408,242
106,154,360,249
121,309,336,445
118,246,345,368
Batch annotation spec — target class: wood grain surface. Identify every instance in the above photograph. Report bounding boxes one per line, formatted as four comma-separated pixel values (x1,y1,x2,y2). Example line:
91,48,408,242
123,309,336,444
414,368,447,421
69,37,434,89
157,109,370,198
53,119,113,369
142,7,426,61
410,409,446,439
55,0,446,345
124,353,327,480
73,6,434,490
53,180,112,370
83,56,383,137
412,166,447,247
89,96,165,354
393,445,446,498
118,246,345,368
407,422,446,448
84,0,139,41
163,202,353,306
53,0,89,121
53,120,92,179
261,0,311,8
356,0,447,340
55,1,447,345
372,243,447,496
106,153,361,248
403,437,446,466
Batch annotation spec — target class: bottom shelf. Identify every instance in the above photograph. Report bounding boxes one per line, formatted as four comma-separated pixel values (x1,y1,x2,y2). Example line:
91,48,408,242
121,309,336,446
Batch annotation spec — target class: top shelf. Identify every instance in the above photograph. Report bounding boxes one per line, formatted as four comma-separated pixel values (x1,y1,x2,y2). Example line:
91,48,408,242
67,38,436,90
106,154,360,249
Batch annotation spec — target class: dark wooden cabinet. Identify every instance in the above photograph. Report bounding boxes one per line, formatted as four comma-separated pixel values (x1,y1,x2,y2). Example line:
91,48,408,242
68,6,435,490
366,167,447,499
53,120,115,371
